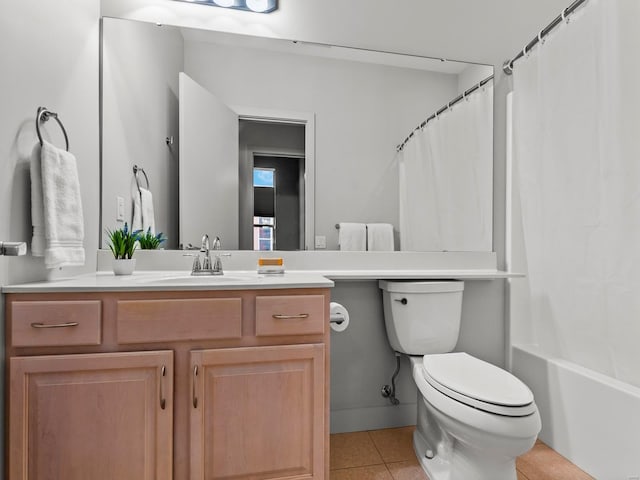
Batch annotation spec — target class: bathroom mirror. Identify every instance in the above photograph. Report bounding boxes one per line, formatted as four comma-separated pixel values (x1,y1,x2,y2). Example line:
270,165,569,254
100,17,493,251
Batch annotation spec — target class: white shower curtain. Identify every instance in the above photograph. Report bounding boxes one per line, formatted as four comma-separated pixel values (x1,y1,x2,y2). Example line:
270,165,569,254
399,81,493,251
514,0,640,387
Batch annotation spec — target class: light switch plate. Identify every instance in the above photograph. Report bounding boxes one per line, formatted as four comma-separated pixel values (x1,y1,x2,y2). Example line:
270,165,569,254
315,235,326,249
116,196,125,222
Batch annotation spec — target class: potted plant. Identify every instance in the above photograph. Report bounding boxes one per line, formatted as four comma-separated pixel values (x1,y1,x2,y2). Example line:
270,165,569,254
137,228,167,250
106,223,139,275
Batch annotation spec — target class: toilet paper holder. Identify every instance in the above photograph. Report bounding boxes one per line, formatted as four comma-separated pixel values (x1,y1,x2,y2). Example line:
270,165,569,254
329,302,350,332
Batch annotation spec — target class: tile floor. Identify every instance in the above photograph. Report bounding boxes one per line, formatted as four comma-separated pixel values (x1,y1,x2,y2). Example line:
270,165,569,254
329,426,594,480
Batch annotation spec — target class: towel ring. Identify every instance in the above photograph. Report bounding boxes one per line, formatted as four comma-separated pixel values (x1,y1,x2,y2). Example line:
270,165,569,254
133,165,150,195
36,107,69,151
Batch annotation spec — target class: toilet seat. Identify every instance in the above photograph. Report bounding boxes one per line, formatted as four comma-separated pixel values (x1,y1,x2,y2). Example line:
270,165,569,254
420,353,537,417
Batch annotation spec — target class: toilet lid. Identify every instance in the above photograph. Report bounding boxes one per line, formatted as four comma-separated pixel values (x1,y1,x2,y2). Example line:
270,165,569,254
421,353,536,416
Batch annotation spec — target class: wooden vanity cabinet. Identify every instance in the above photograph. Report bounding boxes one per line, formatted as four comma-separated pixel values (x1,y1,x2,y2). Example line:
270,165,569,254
9,351,173,480
5,288,330,480
190,344,325,480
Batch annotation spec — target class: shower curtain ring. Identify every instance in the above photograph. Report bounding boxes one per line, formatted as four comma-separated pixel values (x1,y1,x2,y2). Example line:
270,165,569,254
561,8,570,23
538,30,545,45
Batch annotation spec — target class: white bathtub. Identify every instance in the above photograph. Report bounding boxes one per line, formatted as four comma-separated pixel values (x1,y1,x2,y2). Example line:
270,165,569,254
512,344,640,480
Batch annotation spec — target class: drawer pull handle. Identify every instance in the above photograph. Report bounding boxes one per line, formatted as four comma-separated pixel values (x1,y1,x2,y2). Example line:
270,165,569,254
160,365,167,410
272,313,310,320
192,365,199,409
30,322,79,329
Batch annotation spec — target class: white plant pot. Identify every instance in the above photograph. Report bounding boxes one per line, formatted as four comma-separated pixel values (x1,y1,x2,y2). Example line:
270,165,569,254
112,258,136,275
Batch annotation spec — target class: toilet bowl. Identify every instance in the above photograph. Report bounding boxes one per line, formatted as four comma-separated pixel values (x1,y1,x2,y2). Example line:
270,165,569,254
412,354,540,480
379,280,541,480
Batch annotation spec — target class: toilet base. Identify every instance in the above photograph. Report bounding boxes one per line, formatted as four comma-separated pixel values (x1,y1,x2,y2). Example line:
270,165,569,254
413,429,451,480
413,395,521,480
413,427,518,480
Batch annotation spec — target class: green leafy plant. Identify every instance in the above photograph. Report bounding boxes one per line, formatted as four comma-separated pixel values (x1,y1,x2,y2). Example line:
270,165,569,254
137,228,167,250
106,223,139,259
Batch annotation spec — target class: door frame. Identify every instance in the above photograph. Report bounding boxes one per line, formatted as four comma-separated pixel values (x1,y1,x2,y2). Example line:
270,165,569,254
234,106,315,250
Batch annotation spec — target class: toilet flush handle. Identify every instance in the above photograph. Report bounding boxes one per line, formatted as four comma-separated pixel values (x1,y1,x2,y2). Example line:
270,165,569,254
394,298,408,305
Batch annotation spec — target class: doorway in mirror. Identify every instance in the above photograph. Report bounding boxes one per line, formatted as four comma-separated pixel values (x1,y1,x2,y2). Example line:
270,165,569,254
240,119,306,251
251,155,304,251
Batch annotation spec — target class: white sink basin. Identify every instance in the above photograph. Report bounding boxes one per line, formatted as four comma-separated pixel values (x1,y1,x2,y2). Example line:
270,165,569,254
135,272,263,286
156,275,258,284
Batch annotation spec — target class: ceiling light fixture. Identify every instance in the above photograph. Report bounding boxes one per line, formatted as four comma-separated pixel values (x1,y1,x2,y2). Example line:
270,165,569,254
173,0,278,13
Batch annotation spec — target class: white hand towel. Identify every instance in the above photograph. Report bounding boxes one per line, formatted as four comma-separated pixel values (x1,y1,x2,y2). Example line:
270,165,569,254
30,144,45,256
40,141,85,268
132,187,155,234
367,223,395,251
132,190,142,232
338,222,366,251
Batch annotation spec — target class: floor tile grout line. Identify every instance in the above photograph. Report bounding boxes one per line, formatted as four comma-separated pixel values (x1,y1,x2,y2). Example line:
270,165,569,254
366,429,388,464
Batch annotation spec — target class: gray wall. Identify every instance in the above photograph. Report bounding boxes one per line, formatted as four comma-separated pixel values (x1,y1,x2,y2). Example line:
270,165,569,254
101,18,183,248
0,1,100,282
458,64,494,93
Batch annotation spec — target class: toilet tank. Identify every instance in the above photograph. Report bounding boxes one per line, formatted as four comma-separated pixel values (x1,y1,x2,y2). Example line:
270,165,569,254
379,280,464,355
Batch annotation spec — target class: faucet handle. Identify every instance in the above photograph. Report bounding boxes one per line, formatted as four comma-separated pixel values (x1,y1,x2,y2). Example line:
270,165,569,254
213,256,224,274
212,236,221,250
184,253,202,272
192,255,202,273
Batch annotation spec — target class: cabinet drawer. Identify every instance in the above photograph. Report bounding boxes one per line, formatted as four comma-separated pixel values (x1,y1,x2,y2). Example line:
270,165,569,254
10,300,102,347
255,295,325,337
117,298,242,344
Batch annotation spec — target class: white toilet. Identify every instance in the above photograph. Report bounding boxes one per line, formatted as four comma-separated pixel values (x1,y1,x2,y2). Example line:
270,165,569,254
379,280,541,480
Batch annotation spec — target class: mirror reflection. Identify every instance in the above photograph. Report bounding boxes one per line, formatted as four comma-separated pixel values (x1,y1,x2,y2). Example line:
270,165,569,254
100,17,493,251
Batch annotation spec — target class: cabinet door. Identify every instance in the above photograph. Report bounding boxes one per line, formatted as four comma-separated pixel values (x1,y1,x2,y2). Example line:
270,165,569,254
190,344,325,480
9,351,173,480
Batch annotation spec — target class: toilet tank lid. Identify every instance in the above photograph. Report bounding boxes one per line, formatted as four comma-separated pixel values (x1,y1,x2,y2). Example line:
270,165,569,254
378,280,464,294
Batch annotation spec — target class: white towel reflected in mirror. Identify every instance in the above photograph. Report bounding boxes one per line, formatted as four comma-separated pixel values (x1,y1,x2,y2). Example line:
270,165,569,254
132,187,155,234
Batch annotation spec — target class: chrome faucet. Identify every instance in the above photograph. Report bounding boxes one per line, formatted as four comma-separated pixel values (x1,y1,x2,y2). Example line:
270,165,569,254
200,234,212,271
188,234,227,276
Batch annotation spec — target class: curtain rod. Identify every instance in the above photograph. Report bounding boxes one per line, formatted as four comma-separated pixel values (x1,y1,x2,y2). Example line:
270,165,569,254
396,74,494,153
502,0,588,75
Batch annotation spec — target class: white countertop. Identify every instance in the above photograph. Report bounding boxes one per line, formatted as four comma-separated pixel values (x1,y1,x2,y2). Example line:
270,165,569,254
321,269,519,281
1,270,334,293
1,268,520,293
